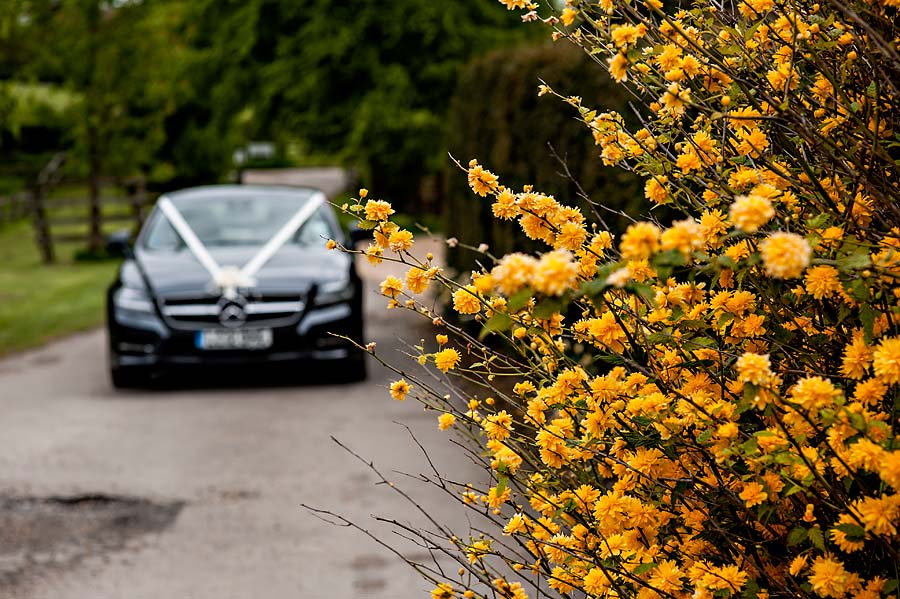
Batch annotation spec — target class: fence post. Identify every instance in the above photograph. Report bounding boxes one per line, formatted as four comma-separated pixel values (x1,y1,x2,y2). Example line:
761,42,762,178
129,177,147,230
29,185,55,264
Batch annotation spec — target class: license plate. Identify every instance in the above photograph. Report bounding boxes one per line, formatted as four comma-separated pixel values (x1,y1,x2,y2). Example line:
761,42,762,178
195,328,273,350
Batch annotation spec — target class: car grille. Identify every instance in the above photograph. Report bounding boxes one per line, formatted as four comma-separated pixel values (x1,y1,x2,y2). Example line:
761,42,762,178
157,293,305,329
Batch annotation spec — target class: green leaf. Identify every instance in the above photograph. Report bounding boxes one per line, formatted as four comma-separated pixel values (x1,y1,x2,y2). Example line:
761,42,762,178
743,383,759,402
495,475,508,495
652,249,687,268
860,303,876,344
633,562,657,575
358,219,378,230
507,288,533,312
479,312,512,340
808,526,825,550
849,412,867,431
628,282,655,302
834,523,865,541
597,354,625,366
848,278,871,302
696,428,713,443
741,579,761,599
837,245,871,271
580,277,609,298
787,526,808,546
806,213,829,229
883,580,899,595
849,101,860,113
533,298,563,320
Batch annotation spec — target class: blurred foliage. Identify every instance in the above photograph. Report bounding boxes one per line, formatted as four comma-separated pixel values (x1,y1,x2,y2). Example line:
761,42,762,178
0,0,536,201
188,0,539,208
444,42,645,275
0,0,190,189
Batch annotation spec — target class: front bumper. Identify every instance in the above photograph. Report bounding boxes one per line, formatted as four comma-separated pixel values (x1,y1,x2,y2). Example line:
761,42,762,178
109,302,361,368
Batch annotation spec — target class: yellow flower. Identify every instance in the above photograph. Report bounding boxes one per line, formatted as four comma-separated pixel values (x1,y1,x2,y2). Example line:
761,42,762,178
388,229,414,252
789,554,808,576
492,188,520,220
325,239,337,250
390,379,411,401
611,23,645,48
620,222,661,260
735,352,773,385
660,82,690,115
853,378,886,406
872,336,900,385
555,221,588,251
739,481,768,507
467,161,499,197
452,286,481,315
373,221,399,249
808,556,852,598
677,149,703,173
660,218,703,257
435,348,461,373
438,413,456,430
830,514,865,553
760,232,811,279
532,249,578,296
486,485,511,507
484,410,514,441
717,421,739,439
608,52,628,82
431,583,454,599
560,6,577,26
436,334,448,345
364,199,394,222
805,265,841,299
699,209,729,247
491,253,538,296
854,495,900,536
406,267,432,294
789,376,839,412
504,514,528,535
645,176,669,204
878,451,900,489
379,276,403,299
841,335,872,379
583,567,613,595
364,243,383,265
648,560,683,593
729,193,775,233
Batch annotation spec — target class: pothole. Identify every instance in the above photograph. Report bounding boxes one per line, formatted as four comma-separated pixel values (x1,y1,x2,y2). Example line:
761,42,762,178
0,493,184,591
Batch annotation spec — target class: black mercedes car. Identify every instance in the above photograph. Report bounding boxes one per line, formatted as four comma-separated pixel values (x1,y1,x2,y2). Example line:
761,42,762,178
106,185,366,388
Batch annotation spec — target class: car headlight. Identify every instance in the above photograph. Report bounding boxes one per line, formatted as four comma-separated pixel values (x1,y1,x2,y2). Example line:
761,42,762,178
113,287,155,313
315,278,354,305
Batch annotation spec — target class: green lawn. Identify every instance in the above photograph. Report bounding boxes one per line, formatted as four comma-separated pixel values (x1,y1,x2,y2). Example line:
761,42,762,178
0,220,119,356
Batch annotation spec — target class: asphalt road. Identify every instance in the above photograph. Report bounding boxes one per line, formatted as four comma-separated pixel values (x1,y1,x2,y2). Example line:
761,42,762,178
0,238,482,599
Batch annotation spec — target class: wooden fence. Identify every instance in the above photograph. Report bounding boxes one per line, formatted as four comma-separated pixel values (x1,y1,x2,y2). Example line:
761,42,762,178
0,153,157,263
0,192,31,225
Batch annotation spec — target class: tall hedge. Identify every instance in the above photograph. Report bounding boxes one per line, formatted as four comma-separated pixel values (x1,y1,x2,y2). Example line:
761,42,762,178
443,42,643,273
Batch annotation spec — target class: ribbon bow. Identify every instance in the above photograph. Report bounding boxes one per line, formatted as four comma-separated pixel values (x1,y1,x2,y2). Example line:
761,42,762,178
156,192,325,299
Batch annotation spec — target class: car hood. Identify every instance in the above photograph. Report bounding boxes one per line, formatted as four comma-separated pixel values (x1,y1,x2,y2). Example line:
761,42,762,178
134,245,349,297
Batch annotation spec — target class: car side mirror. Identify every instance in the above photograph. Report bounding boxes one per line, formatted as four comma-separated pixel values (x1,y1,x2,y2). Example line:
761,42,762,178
348,224,370,247
106,230,134,259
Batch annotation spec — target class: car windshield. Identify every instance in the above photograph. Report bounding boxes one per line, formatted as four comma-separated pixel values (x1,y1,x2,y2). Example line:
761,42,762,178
143,193,335,249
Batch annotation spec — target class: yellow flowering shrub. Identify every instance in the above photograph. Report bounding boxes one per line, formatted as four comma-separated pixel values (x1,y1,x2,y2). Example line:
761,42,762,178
332,0,900,597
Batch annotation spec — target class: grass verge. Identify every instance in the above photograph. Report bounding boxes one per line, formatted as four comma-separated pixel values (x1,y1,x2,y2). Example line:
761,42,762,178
0,220,118,356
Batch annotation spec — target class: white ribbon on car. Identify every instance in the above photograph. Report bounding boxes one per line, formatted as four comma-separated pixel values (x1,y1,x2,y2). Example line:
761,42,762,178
156,192,326,299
